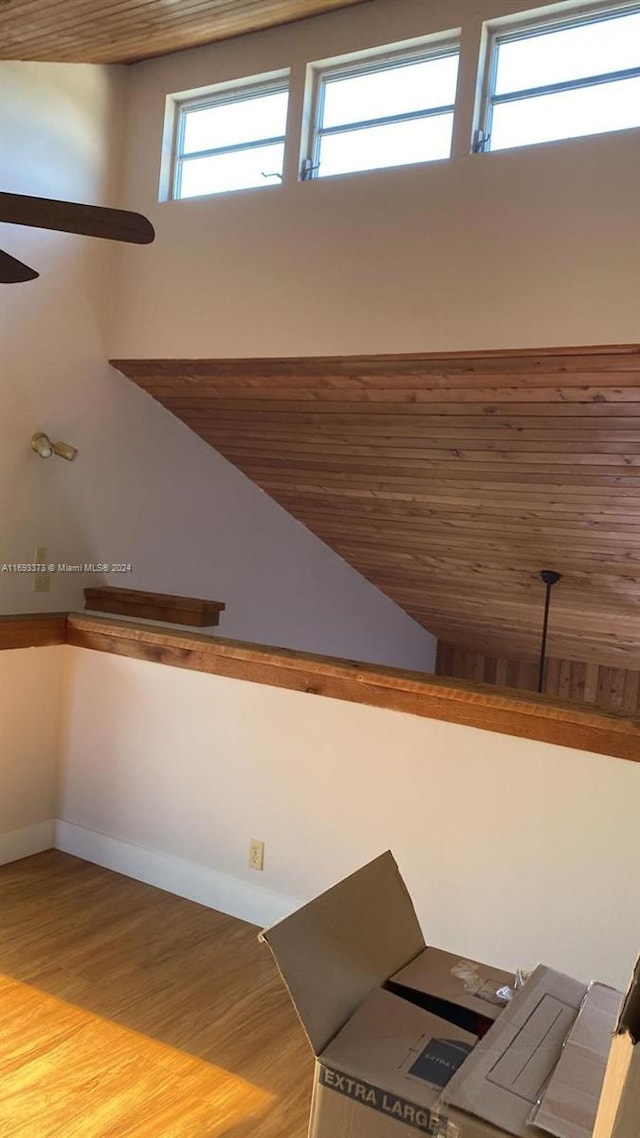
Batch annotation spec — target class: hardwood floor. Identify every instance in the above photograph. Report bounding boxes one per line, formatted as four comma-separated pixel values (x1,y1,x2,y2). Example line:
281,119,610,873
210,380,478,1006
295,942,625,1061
0,852,313,1137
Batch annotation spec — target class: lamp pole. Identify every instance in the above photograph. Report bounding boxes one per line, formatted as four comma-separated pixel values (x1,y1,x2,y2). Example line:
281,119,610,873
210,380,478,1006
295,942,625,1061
537,570,561,694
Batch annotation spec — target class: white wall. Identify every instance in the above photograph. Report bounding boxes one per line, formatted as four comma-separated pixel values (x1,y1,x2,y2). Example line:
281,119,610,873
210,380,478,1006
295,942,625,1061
58,647,640,990
0,62,124,614
0,60,435,670
0,646,64,862
114,0,640,358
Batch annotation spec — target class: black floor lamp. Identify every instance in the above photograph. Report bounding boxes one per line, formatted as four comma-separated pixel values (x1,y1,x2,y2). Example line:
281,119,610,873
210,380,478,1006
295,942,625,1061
537,570,562,694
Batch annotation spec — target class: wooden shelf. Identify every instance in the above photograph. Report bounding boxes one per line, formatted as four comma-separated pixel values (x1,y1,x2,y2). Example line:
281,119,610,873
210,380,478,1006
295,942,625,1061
83,587,225,628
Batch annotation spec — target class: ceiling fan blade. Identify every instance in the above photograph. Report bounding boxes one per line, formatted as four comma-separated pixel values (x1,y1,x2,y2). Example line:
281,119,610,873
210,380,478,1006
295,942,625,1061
0,248,39,283
0,192,154,245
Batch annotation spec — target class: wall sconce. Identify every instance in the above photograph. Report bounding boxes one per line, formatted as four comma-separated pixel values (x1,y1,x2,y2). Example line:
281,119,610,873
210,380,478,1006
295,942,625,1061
31,432,77,461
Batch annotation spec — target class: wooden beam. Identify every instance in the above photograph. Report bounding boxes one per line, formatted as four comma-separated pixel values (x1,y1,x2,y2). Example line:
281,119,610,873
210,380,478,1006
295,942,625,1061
66,615,640,764
0,613,68,650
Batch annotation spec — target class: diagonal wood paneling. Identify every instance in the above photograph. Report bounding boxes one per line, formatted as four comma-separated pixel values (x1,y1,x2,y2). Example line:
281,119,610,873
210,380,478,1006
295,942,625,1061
0,0,369,64
111,346,640,669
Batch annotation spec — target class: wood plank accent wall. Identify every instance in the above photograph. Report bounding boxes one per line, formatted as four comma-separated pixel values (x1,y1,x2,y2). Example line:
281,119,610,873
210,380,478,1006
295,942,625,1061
2,613,638,761
436,642,640,717
1,0,368,63
112,346,640,670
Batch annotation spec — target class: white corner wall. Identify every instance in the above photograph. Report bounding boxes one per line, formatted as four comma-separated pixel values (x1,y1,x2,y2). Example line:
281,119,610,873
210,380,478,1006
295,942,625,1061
0,646,64,863
113,0,640,358
58,647,640,990
0,60,435,671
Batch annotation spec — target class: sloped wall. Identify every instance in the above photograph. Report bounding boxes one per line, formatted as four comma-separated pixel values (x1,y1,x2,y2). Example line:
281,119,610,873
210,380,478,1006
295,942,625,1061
0,60,435,669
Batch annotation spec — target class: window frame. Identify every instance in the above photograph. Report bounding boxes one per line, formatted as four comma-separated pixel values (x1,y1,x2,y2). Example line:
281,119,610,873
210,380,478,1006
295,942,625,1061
171,74,290,200
304,37,461,181
477,2,640,153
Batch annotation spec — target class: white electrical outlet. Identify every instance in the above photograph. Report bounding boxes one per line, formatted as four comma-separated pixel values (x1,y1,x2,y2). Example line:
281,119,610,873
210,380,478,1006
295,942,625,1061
34,546,51,593
249,838,265,871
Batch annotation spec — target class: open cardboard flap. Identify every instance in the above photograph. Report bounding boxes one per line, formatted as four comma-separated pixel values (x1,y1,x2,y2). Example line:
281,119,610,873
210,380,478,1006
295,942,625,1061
260,851,425,1054
532,982,624,1138
594,954,640,1138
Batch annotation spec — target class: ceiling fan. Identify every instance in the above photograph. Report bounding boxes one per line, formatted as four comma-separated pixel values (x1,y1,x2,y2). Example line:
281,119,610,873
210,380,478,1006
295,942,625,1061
0,192,154,283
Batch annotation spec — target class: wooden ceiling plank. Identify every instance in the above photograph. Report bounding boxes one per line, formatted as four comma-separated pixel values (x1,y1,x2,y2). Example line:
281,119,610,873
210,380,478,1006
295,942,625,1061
150,398,640,417
198,424,640,444
333,566,639,598
139,385,640,404
188,412,640,430
378,597,636,630
305,509,640,539
142,370,640,392
321,547,639,574
213,443,640,466
10,0,289,51
250,465,640,484
306,531,640,562
307,529,640,561
275,496,637,518
114,345,640,375
274,485,635,505
197,433,639,455
326,547,639,575
2,0,368,62
246,477,640,501
355,571,639,604
325,516,640,537
185,407,640,425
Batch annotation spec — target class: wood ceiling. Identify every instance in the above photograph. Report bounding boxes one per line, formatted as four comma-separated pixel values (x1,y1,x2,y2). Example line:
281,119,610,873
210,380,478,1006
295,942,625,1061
112,346,640,670
0,0,369,64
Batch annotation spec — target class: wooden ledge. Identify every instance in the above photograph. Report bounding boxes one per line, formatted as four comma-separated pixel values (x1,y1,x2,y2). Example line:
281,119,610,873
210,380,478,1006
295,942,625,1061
64,614,639,764
84,586,225,627
2,613,637,762
0,613,68,650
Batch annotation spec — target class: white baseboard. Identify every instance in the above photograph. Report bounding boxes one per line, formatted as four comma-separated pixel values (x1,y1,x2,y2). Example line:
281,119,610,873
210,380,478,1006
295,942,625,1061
54,820,297,929
0,819,55,865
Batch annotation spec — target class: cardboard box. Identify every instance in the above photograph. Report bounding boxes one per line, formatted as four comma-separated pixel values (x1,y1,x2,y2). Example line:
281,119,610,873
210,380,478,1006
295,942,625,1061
260,852,637,1138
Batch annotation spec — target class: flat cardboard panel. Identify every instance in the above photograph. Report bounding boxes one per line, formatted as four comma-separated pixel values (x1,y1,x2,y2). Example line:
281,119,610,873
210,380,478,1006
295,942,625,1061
442,966,587,1138
532,983,623,1138
260,852,425,1055
390,948,514,1031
